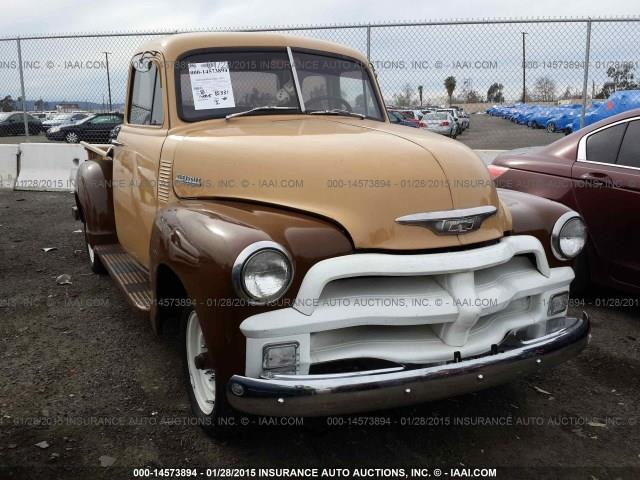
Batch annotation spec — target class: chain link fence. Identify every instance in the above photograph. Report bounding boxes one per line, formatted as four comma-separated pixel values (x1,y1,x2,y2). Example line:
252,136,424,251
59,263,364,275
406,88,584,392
0,17,639,147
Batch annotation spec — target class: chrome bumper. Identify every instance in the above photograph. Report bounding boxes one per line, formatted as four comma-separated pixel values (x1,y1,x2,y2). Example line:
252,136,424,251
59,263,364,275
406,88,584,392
227,314,590,417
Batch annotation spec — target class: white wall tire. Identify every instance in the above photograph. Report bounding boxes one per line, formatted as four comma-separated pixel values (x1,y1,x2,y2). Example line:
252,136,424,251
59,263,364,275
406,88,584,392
185,310,216,415
179,307,234,436
84,224,106,274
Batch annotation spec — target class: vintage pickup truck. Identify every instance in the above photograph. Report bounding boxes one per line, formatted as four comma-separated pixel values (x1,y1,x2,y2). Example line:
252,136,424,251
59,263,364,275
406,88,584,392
74,32,590,432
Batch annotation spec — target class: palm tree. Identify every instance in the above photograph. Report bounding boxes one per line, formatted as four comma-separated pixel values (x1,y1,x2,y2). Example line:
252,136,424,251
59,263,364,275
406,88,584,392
444,76,457,106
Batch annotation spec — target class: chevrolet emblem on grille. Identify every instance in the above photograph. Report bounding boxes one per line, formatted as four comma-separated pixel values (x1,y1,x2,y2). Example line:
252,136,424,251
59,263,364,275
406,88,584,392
395,205,497,235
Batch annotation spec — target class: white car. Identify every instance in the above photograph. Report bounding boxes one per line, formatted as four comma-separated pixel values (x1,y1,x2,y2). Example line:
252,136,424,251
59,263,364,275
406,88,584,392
421,111,458,138
438,108,466,133
42,112,89,129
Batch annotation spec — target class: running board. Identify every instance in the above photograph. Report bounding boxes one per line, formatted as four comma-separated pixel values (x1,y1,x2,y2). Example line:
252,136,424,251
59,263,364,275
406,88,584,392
94,244,152,312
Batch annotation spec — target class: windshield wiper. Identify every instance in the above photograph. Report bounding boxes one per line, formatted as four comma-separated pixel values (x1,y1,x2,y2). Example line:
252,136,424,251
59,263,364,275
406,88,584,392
309,109,366,119
225,106,298,120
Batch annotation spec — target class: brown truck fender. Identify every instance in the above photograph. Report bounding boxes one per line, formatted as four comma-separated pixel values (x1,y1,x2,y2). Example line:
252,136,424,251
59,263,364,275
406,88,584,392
498,188,582,268
74,156,117,247
148,200,353,385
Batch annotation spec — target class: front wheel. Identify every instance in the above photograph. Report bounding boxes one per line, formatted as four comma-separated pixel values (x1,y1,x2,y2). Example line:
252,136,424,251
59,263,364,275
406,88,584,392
547,122,556,133
181,308,233,436
65,131,80,143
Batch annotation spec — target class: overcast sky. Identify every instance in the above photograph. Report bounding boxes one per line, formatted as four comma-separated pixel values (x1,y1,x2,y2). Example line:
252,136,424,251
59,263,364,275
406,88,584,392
2,0,639,37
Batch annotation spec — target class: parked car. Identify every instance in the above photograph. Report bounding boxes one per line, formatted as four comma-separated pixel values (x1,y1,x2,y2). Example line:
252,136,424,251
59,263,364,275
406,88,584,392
0,112,43,136
74,32,589,434
490,108,640,293
569,90,640,132
546,105,583,133
421,111,457,138
109,124,121,140
458,111,470,130
46,113,123,143
388,110,419,128
450,107,470,130
394,109,424,121
388,109,423,127
42,112,89,129
437,108,464,133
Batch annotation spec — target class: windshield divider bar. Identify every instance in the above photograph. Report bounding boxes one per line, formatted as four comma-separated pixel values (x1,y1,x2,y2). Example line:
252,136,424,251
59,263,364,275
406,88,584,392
287,47,305,113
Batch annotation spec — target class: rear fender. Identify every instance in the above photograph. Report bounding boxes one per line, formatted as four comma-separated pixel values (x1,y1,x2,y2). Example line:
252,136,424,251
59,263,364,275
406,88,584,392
75,157,117,246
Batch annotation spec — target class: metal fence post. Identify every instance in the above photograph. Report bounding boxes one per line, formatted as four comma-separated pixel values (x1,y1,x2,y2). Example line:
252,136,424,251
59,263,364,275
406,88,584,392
580,19,592,129
16,37,29,140
366,25,371,62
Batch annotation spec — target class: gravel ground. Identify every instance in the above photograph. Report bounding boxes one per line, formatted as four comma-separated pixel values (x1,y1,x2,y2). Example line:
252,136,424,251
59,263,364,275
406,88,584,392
456,114,565,150
1,191,639,480
1,115,563,150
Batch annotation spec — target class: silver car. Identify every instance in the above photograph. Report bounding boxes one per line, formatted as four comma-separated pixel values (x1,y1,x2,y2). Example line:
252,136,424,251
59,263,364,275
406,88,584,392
421,112,458,138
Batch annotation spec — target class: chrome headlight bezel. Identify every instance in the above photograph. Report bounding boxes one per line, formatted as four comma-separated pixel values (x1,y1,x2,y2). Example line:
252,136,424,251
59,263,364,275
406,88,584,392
232,241,294,305
551,211,587,261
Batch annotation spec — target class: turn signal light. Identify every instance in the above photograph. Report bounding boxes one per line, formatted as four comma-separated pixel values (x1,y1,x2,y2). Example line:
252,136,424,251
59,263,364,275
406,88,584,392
487,165,509,180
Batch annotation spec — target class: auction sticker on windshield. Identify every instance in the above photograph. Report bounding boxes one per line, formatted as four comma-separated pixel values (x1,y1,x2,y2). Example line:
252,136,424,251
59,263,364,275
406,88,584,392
188,62,236,110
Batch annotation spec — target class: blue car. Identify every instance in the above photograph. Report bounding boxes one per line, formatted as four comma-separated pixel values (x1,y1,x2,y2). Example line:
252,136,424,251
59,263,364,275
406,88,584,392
569,90,640,132
544,104,583,133
527,107,563,128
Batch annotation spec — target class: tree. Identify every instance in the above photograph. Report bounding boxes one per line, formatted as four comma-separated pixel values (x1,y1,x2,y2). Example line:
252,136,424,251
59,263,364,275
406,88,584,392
560,86,574,100
460,78,483,103
597,64,637,98
34,98,49,111
444,76,456,106
533,76,557,102
392,83,414,107
486,83,504,103
0,95,16,112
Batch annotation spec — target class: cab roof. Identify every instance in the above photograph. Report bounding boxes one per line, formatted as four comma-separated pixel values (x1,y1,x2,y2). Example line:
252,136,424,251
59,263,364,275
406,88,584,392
137,32,368,64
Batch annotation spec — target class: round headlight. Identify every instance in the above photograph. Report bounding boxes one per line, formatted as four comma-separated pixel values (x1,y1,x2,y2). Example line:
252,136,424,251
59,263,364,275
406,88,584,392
551,212,587,260
233,242,293,304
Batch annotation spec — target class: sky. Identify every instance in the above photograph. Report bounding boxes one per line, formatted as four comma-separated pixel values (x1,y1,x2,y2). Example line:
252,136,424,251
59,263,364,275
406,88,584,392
2,0,639,37
1,1,638,106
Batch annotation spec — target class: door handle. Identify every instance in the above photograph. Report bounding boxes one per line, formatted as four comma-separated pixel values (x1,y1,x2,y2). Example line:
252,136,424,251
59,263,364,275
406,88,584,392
110,139,126,147
579,172,612,187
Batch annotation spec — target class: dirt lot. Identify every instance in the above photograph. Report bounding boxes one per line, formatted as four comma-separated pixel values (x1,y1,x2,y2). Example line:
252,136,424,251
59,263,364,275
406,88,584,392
0,114,563,150
456,114,565,150
1,191,639,480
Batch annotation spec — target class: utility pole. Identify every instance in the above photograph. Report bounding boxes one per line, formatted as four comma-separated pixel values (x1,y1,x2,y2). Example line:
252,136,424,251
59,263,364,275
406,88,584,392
521,32,528,103
418,85,423,108
103,52,112,112
580,20,592,129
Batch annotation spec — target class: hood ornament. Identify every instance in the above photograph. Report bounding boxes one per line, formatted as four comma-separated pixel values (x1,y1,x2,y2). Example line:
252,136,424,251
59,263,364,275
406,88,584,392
396,205,497,235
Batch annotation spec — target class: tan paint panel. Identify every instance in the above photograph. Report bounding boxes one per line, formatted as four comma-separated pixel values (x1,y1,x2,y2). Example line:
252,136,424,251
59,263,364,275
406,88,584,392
171,116,507,250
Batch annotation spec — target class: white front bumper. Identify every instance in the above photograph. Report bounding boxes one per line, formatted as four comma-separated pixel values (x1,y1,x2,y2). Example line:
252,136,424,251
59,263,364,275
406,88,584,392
240,235,574,378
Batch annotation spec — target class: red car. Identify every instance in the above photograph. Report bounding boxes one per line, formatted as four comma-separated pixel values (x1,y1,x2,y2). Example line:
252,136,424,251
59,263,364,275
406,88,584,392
489,108,640,294
388,109,424,128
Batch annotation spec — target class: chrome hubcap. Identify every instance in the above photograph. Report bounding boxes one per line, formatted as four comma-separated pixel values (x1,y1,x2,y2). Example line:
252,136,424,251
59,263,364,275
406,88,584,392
67,133,78,143
186,311,215,415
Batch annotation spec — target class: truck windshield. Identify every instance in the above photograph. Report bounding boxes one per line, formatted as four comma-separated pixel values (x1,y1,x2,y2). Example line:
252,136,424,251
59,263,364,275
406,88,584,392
176,50,301,121
176,48,383,122
291,50,382,120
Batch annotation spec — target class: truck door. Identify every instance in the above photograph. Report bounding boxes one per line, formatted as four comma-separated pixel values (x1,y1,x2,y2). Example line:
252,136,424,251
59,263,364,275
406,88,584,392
112,55,168,268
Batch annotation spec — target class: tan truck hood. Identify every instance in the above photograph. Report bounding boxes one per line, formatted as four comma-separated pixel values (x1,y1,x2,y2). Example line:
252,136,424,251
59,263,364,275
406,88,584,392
172,117,509,250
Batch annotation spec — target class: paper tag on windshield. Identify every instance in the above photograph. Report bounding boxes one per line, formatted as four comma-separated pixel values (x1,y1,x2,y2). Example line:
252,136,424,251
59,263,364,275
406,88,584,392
188,62,235,110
